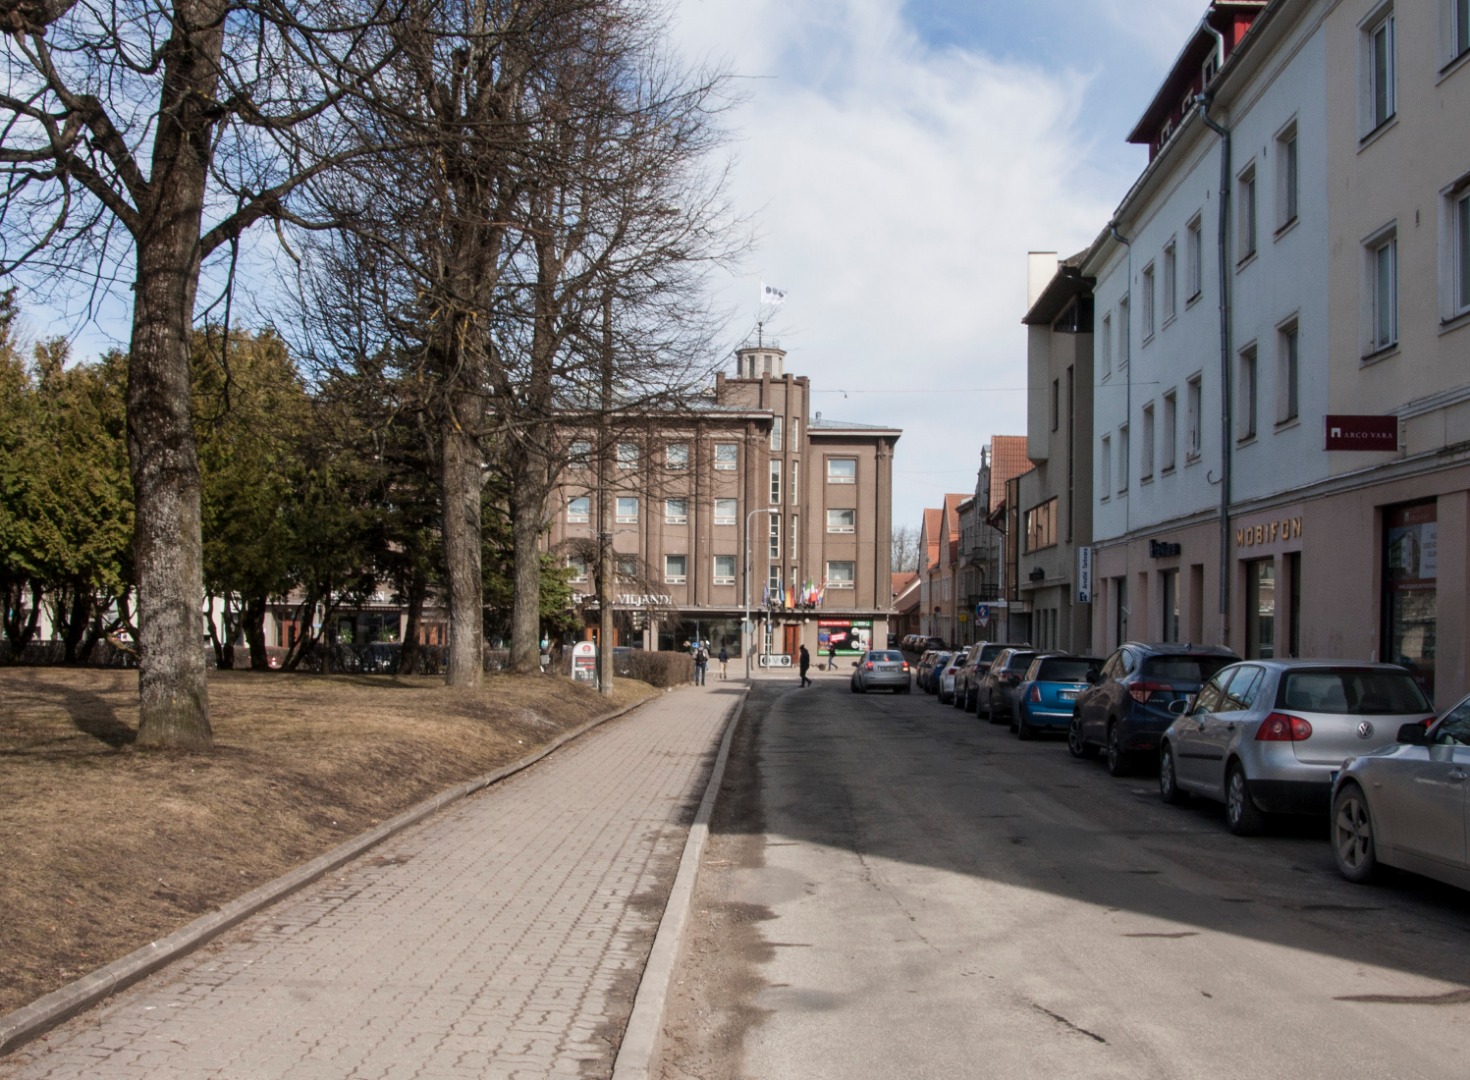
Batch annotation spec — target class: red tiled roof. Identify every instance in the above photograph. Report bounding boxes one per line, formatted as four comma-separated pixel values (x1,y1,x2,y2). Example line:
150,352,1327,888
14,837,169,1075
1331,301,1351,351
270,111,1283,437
922,508,942,570
989,436,1032,514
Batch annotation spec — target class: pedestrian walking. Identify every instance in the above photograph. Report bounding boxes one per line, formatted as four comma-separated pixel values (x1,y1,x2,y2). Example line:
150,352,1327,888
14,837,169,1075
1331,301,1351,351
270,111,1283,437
717,646,729,680
827,641,837,673
799,644,812,687
693,642,709,686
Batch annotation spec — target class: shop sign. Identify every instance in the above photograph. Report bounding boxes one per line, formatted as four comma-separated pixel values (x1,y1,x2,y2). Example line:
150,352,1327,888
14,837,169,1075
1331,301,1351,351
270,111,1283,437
818,618,873,655
1325,415,1398,451
1149,540,1182,558
1236,517,1302,548
1076,546,1092,604
615,593,672,606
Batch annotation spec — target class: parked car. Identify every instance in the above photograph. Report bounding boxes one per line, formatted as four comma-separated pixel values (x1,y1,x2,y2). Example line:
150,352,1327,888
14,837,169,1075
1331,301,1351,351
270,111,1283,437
978,648,1040,725
955,641,1030,713
937,648,971,704
851,650,912,694
917,650,952,694
1158,661,1435,835
1331,690,1470,889
1069,642,1239,776
1012,654,1103,740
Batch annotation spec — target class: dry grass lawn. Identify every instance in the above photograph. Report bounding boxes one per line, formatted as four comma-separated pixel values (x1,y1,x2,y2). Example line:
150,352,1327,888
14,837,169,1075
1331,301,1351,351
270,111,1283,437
0,665,657,1017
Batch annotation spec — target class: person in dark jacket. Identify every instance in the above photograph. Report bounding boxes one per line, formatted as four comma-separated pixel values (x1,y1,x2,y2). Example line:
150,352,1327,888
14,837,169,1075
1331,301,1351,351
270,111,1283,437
798,644,812,687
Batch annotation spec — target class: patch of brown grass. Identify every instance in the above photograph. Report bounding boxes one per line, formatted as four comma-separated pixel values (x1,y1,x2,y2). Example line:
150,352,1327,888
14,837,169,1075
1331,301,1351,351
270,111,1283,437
0,666,657,1017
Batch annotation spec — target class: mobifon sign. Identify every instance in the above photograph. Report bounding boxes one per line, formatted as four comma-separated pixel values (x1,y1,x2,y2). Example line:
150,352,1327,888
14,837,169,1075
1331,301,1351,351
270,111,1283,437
1325,415,1397,451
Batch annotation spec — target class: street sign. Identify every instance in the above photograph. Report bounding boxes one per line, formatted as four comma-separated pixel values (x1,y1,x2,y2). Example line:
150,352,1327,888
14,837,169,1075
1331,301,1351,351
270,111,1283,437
759,653,793,667
977,603,990,622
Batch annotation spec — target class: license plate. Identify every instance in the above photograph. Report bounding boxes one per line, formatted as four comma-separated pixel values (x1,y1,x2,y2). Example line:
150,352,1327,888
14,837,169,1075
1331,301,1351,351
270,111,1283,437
1060,690,1079,701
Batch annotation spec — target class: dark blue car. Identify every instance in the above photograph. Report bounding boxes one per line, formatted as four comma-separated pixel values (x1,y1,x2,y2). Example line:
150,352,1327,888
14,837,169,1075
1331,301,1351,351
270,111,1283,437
1011,654,1103,740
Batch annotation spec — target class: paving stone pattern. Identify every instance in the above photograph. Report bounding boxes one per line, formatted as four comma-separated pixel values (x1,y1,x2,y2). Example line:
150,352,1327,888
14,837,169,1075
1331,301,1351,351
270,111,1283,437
2,686,742,1080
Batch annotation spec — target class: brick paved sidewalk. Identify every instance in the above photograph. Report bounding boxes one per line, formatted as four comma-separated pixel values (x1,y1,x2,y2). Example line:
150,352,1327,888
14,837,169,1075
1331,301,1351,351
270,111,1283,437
0,685,743,1080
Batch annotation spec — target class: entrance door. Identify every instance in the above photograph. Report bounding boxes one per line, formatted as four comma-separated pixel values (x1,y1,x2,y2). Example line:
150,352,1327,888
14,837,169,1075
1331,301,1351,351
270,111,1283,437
782,624,800,659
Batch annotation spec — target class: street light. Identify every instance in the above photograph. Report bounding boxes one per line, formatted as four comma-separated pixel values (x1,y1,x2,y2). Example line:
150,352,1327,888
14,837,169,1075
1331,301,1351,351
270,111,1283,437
744,507,776,680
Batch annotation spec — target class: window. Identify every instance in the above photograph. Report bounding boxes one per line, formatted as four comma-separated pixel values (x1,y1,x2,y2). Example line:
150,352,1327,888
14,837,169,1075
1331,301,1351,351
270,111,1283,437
1141,263,1156,340
1117,424,1129,494
1367,226,1398,353
790,514,798,560
1162,391,1178,472
567,496,590,523
1454,0,1470,63
791,458,799,504
617,442,639,469
615,496,638,523
1276,123,1298,230
791,419,799,448
1162,241,1177,323
616,554,639,579
713,442,738,470
769,460,781,504
714,498,737,526
1186,214,1204,300
827,508,856,533
1100,434,1112,496
666,442,689,470
768,515,780,559
1118,295,1131,366
768,566,781,593
665,498,688,524
827,458,856,484
567,554,589,582
1364,8,1396,134
1141,402,1155,480
1238,344,1258,441
1161,569,1180,643
1187,376,1202,458
1101,312,1113,376
1449,180,1470,318
569,440,592,465
713,555,736,586
664,554,687,584
1025,499,1057,552
1050,378,1060,431
1277,321,1300,423
1238,163,1258,261
771,417,783,451
826,561,856,588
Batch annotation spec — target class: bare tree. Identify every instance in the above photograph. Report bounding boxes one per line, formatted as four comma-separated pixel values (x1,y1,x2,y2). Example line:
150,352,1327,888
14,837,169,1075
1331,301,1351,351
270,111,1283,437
0,0,397,746
892,522,922,574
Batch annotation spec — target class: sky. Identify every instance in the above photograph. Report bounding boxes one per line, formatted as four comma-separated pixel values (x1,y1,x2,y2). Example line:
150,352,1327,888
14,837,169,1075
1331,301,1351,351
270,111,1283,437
13,0,1210,536
667,0,1210,531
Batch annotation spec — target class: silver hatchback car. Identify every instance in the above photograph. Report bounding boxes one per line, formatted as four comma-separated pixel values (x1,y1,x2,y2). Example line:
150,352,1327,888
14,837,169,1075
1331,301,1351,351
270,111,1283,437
1158,660,1435,835
850,650,912,694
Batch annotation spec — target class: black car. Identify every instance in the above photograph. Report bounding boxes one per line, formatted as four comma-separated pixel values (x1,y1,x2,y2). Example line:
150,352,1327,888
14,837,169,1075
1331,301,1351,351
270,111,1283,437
957,641,1031,713
1069,642,1239,776
978,647,1040,725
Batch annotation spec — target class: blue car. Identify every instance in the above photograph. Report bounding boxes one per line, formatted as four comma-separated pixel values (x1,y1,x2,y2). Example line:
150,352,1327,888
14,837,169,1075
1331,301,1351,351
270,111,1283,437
1012,654,1104,740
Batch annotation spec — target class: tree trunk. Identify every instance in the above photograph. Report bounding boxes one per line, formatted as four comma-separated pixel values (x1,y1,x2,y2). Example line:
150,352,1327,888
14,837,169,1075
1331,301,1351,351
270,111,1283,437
399,570,427,676
126,0,226,749
243,595,269,670
441,389,483,687
509,444,548,674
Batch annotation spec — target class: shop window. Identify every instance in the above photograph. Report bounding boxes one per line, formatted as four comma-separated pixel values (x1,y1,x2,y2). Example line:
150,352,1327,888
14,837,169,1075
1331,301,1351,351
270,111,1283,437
1384,501,1437,697
1161,568,1180,643
1246,559,1275,659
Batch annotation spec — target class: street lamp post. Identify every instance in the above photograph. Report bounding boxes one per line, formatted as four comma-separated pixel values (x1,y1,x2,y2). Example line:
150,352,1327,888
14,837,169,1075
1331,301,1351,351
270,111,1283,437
744,507,775,680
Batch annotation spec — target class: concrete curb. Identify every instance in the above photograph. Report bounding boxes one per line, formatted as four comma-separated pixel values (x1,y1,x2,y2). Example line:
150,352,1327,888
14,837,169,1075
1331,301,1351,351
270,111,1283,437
0,690,658,1059
611,684,750,1080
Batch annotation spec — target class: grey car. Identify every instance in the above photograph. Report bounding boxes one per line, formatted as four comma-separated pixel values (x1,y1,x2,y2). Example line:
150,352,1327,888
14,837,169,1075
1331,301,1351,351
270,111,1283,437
1332,691,1470,890
850,650,912,694
1159,660,1435,835
979,648,1040,725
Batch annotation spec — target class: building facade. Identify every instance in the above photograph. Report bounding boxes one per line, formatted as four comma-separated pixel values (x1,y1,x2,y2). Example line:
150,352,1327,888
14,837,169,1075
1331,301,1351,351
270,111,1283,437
546,343,901,661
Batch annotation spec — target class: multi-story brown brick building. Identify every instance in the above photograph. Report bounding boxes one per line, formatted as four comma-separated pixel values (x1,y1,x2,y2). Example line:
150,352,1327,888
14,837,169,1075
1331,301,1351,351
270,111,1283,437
547,342,901,663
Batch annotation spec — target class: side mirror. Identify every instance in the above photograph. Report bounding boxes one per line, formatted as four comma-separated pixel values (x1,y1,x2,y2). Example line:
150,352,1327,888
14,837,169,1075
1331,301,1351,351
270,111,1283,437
1168,697,1191,716
1396,722,1430,746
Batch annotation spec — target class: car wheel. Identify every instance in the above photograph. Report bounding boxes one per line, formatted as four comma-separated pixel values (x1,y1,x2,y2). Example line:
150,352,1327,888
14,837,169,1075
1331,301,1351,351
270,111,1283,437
850,680,860,693
987,698,1003,725
1332,782,1378,884
1068,713,1098,759
1016,709,1035,741
965,689,977,714
1008,710,1019,735
1159,743,1187,804
1225,764,1266,836
1105,722,1130,777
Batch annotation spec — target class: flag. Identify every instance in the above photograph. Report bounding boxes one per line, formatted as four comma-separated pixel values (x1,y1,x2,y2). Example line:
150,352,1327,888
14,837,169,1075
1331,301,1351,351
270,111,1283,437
761,582,769,607
760,282,787,306
786,583,796,609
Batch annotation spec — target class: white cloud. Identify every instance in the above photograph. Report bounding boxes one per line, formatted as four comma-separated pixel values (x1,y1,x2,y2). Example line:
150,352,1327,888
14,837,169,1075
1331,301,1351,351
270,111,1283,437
672,0,1144,525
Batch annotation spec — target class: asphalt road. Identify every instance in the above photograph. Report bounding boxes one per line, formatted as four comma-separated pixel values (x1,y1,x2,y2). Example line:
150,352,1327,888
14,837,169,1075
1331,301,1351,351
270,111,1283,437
657,675,1470,1080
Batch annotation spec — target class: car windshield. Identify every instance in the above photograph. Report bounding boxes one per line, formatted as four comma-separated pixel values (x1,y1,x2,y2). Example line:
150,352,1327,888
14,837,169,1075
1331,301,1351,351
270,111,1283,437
1037,657,1096,681
1002,652,1037,672
869,651,904,662
1141,655,1233,684
1278,669,1431,714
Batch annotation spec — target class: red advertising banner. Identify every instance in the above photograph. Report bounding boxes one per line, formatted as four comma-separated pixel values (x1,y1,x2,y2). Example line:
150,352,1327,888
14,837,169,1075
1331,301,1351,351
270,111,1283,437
1324,415,1397,451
